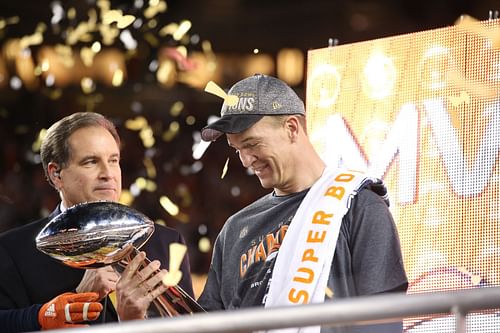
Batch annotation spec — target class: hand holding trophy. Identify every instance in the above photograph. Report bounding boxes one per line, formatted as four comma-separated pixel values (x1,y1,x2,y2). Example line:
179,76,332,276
35,201,204,317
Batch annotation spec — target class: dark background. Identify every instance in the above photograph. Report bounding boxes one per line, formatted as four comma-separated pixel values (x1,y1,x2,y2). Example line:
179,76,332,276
0,0,498,275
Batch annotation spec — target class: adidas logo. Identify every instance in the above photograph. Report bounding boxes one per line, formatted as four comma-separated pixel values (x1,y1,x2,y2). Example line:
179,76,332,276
44,303,57,317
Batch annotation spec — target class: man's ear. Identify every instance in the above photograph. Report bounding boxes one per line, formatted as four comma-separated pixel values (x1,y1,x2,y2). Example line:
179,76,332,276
285,115,301,141
47,162,62,187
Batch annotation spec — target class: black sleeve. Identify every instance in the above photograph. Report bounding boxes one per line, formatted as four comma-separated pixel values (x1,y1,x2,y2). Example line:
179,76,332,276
0,304,41,333
176,232,195,298
348,189,408,295
0,243,30,309
335,189,406,333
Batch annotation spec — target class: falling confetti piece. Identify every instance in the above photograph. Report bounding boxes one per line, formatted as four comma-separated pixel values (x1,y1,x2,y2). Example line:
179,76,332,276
143,157,157,178
325,287,334,299
173,20,192,41
221,157,229,179
80,47,95,67
204,81,239,106
160,195,179,216
162,243,187,287
125,116,148,130
144,0,167,19
32,128,47,152
198,237,211,253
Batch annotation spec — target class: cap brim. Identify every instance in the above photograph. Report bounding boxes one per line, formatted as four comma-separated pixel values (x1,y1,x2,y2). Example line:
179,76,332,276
201,114,264,142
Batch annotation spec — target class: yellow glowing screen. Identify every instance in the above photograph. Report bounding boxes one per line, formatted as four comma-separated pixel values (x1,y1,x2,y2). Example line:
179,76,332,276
307,19,499,331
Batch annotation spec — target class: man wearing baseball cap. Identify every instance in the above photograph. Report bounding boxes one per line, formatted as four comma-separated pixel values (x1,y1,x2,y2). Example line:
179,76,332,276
198,74,407,332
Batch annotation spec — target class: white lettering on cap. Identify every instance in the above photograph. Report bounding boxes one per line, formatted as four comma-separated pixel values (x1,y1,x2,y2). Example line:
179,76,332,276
227,97,255,112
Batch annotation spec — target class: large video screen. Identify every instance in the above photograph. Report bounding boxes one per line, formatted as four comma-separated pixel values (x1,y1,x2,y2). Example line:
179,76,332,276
306,19,499,331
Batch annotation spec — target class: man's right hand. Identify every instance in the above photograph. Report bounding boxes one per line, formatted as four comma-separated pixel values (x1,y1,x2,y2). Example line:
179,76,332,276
38,292,103,330
76,266,119,300
115,251,169,320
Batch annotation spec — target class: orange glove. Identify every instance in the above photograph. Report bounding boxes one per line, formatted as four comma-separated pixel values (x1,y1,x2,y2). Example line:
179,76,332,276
38,292,103,330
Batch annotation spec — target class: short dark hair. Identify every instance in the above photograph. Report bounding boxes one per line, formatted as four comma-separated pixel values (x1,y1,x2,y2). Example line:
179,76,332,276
40,112,120,187
268,114,307,134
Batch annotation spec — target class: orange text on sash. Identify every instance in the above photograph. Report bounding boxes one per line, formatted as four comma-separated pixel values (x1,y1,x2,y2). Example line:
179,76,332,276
288,172,355,304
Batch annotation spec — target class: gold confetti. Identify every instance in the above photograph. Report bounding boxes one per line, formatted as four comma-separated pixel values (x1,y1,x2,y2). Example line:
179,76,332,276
139,126,155,147
173,20,191,41
221,157,229,179
147,19,158,29
143,157,157,178
66,22,91,45
162,129,176,142
119,189,134,205
325,287,334,299
80,77,95,94
67,7,76,20
160,195,179,216
176,184,192,206
87,9,98,30
46,88,63,100
102,10,135,29
156,60,176,87
144,0,167,19
162,243,186,287
198,237,211,253
174,211,189,223
143,32,159,47
159,23,178,37
135,177,147,189
201,40,214,54
111,68,124,86
99,24,119,45
205,81,239,106
186,115,195,125
170,101,184,116
32,128,47,152
80,47,95,67
145,180,157,192
155,219,166,226
0,16,19,31
19,28,45,49
125,116,148,130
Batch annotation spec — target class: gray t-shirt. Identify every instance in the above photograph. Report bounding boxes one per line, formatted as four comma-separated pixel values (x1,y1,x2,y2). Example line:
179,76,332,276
199,186,407,332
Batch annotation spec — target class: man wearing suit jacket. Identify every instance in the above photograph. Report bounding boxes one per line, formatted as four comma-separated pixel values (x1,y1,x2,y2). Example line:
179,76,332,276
0,112,194,331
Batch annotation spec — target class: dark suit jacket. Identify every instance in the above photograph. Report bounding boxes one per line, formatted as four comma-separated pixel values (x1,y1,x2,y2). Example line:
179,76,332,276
0,207,194,328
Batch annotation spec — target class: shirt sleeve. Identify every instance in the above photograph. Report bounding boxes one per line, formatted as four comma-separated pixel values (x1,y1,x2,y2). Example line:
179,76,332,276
0,243,30,309
197,230,225,311
347,189,408,295
0,304,41,333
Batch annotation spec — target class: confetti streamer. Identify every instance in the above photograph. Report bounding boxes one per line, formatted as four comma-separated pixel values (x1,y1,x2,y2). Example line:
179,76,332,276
204,81,239,106
221,157,229,179
162,243,187,287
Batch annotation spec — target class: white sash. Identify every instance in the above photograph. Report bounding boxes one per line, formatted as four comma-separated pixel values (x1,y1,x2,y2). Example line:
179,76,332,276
264,167,379,333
